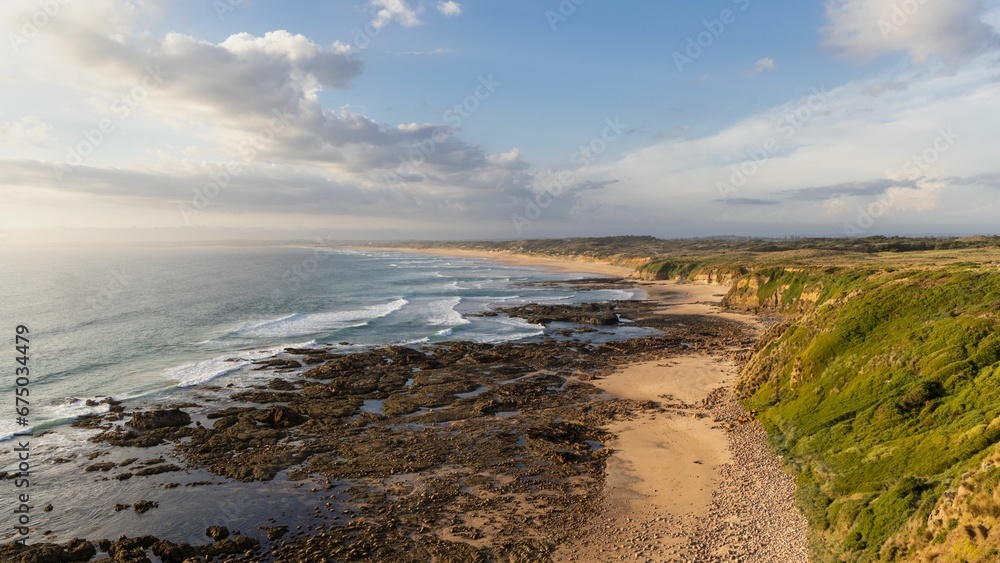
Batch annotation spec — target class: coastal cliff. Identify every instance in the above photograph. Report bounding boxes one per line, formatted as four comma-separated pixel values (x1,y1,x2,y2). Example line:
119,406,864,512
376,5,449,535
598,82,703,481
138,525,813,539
735,266,1000,561
643,259,1000,561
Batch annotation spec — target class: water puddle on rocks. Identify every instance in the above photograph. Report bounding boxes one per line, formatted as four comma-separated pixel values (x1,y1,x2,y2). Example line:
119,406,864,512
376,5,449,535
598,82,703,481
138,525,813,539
454,386,489,399
360,399,385,415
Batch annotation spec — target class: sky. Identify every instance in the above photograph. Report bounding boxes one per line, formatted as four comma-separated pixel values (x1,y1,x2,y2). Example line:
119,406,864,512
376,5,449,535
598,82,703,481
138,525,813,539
1,0,1000,244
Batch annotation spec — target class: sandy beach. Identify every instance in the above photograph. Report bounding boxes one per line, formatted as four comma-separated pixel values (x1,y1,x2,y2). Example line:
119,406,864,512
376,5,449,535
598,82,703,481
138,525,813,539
549,282,808,562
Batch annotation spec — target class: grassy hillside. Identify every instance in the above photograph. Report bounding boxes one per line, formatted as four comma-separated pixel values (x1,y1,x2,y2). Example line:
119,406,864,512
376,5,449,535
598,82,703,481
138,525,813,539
739,266,1000,561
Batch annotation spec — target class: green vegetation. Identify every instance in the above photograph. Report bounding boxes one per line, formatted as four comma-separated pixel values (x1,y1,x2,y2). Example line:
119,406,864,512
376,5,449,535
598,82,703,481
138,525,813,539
741,266,1000,561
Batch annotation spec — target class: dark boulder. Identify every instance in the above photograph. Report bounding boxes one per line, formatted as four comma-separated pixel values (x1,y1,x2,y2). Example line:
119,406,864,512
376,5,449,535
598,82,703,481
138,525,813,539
259,405,306,428
151,540,198,563
206,525,229,541
203,534,258,557
125,409,191,430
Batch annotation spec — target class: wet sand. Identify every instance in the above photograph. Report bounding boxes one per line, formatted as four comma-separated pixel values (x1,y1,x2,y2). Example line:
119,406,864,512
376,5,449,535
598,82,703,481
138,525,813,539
555,282,808,562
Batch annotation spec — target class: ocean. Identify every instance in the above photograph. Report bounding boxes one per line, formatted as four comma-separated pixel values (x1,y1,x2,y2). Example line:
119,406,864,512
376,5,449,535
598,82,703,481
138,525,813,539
0,245,641,446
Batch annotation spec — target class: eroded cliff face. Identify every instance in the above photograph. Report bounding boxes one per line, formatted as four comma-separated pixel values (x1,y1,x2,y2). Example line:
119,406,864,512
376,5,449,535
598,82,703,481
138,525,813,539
632,262,823,313
609,256,654,271
631,266,739,284
686,270,740,285
721,273,823,313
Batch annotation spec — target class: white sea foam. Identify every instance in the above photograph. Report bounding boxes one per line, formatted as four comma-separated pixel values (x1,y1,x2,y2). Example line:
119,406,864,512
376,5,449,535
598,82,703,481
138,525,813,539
0,421,29,442
455,278,511,290
472,295,521,301
166,350,274,387
465,316,545,344
45,397,112,422
425,297,470,327
502,294,571,306
473,330,545,344
232,298,407,338
0,397,115,442
165,341,316,387
331,248,364,255
584,289,635,301
496,316,546,331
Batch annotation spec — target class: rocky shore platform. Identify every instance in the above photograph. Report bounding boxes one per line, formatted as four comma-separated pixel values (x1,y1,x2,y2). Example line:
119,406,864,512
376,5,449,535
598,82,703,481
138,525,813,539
1,279,808,562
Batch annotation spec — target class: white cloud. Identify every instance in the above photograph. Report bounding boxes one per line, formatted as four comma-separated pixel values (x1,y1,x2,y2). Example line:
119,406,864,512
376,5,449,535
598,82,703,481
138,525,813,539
3,0,998,238
0,2,535,236
553,52,1000,234
823,197,846,216
370,0,422,30
822,0,999,64
744,57,776,78
42,27,364,128
885,178,942,211
437,1,462,18
487,148,528,170
0,115,53,146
